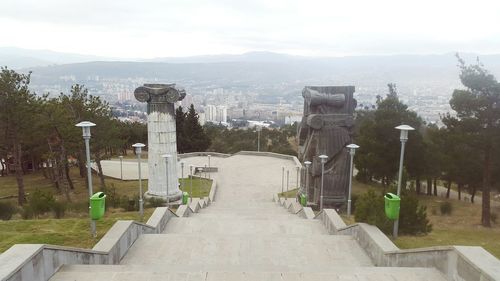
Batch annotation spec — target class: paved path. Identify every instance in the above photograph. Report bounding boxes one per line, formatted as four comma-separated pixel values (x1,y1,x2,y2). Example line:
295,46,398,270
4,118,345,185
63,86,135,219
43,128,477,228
52,154,446,281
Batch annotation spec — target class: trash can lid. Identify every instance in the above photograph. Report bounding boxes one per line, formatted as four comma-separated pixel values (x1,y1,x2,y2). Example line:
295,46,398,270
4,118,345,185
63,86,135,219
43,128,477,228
385,192,399,200
91,192,106,199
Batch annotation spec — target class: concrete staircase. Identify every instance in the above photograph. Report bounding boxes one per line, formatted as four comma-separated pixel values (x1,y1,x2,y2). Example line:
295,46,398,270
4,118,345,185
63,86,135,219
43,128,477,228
50,155,447,281
50,199,446,281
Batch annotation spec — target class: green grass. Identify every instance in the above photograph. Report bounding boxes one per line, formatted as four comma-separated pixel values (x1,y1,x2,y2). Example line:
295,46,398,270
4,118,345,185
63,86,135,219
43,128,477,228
0,169,212,252
278,188,298,198
0,209,154,252
351,180,500,258
179,177,212,198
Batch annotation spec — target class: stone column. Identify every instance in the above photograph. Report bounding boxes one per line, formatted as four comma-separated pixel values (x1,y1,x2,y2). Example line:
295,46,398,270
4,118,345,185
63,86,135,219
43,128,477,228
134,84,185,201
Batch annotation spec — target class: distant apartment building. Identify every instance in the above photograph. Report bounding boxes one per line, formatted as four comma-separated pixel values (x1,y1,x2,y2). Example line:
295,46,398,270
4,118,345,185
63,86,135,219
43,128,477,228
285,115,302,125
117,91,134,101
205,105,227,124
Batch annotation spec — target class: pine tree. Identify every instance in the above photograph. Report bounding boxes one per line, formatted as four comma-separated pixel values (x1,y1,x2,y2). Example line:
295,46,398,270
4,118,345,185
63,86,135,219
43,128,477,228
446,56,500,227
0,68,39,205
183,104,210,152
175,106,187,153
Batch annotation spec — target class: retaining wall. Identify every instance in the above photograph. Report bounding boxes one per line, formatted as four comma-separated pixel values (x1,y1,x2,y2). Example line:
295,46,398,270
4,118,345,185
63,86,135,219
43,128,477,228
0,207,176,281
316,209,500,281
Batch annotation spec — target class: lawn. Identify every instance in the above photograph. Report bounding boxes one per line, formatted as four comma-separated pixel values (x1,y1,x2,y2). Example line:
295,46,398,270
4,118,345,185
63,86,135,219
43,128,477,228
278,188,299,198
351,180,500,259
0,169,212,253
0,209,154,252
395,195,500,258
179,177,212,198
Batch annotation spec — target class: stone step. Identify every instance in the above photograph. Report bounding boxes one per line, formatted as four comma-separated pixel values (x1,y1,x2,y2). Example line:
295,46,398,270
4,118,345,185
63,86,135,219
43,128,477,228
199,205,295,215
188,213,303,220
51,265,447,281
120,234,373,268
163,217,327,235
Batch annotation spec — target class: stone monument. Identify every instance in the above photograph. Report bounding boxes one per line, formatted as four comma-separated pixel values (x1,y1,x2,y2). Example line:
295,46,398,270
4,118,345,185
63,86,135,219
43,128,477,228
134,84,186,201
297,86,356,207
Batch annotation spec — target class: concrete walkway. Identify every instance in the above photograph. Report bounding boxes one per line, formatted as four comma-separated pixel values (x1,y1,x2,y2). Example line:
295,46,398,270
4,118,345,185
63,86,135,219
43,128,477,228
51,154,446,281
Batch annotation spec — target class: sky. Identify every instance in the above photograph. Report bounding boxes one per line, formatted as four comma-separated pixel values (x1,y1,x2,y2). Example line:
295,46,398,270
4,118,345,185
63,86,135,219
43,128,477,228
0,0,499,59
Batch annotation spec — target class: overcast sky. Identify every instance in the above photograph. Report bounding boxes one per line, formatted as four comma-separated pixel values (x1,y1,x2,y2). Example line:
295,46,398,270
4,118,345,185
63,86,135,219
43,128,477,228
1,0,499,58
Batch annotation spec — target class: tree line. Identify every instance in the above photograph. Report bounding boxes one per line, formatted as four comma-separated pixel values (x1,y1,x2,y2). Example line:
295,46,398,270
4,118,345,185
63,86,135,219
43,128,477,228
354,57,500,227
0,68,147,205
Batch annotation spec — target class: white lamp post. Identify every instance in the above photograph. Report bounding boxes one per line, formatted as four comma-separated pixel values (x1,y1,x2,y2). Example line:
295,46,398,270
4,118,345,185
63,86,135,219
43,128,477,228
281,166,285,194
162,154,172,206
207,155,211,179
286,169,290,199
393,124,415,238
132,143,146,220
319,154,328,212
304,161,312,204
180,161,185,181
75,121,96,237
256,125,262,152
296,166,300,189
189,165,194,203
119,155,123,180
346,144,359,216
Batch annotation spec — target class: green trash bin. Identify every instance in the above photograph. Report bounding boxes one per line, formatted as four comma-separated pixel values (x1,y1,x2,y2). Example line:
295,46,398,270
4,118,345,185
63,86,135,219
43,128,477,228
182,192,189,205
384,193,400,220
90,192,106,220
300,193,307,207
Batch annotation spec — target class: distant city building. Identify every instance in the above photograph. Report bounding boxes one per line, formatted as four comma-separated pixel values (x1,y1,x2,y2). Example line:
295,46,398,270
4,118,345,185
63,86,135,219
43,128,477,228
285,115,302,125
117,91,134,101
198,112,206,126
205,104,227,124
216,105,227,123
247,120,271,128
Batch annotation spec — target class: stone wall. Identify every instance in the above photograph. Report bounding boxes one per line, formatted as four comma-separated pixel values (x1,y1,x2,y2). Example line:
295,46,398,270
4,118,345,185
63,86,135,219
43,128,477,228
316,209,500,281
0,207,176,281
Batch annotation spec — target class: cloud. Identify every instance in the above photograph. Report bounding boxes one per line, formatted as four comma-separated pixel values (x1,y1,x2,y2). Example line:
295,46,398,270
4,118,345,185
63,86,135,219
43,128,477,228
0,0,499,57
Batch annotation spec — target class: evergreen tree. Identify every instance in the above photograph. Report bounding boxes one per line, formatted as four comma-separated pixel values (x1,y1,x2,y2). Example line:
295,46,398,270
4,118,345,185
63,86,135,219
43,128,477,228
0,68,40,205
183,104,210,152
355,84,424,187
446,56,500,226
175,106,187,153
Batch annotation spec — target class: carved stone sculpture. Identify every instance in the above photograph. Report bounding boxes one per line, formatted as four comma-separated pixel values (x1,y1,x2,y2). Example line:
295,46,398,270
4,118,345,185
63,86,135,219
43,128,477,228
134,83,186,201
297,86,356,207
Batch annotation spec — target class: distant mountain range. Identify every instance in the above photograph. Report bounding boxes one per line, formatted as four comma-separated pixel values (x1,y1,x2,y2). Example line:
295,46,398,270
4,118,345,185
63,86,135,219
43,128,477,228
2,47,500,97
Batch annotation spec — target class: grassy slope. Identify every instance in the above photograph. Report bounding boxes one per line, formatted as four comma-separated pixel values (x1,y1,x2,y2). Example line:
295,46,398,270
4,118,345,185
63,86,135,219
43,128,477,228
179,178,212,198
351,180,500,258
272,180,500,258
0,209,153,252
0,169,212,252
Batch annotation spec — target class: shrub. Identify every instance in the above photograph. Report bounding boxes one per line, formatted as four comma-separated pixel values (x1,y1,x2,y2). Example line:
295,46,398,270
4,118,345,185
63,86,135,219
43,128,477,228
354,189,432,235
103,185,119,209
148,197,166,208
491,213,498,224
354,189,392,233
440,201,452,215
21,205,34,219
29,189,55,218
66,201,89,213
51,201,66,219
119,195,138,211
0,201,16,220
